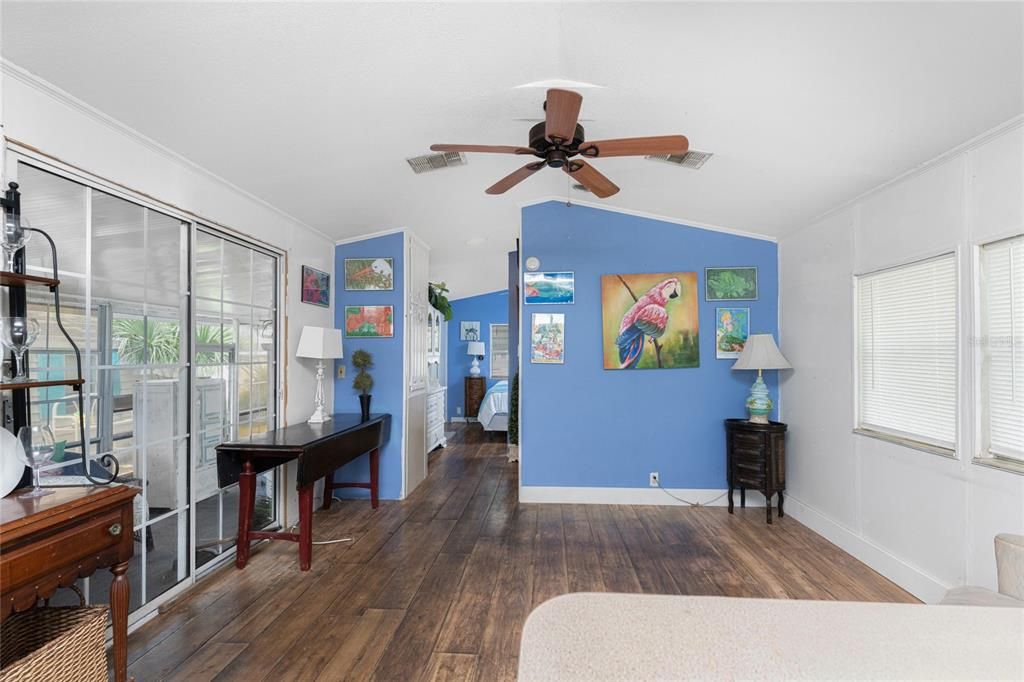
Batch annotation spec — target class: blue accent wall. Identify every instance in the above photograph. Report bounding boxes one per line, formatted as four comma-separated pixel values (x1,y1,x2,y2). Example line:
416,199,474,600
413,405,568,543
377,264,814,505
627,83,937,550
333,231,404,499
446,289,509,419
520,201,779,490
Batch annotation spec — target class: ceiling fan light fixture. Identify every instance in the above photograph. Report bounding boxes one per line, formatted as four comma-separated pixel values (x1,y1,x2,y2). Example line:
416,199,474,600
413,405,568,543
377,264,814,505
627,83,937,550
429,88,689,199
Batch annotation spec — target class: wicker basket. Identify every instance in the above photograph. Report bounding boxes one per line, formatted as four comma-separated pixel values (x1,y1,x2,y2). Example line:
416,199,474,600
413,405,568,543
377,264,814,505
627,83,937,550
0,606,109,682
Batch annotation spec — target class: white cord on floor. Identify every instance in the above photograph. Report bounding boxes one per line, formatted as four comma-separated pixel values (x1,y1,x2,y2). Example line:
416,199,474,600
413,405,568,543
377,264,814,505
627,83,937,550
657,481,727,507
286,524,354,546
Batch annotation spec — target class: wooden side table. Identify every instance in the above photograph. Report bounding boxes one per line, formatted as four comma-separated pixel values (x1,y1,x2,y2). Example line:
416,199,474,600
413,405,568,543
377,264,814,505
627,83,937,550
1,484,140,682
724,418,787,524
465,376,486,419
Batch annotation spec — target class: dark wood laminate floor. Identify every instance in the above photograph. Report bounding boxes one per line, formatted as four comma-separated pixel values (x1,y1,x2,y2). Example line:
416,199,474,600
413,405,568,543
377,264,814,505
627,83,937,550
127,423,916,681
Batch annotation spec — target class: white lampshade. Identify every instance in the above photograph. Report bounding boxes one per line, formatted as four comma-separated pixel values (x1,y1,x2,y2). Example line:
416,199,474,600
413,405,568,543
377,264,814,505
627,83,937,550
466,341,485,357
731,334,791,371
296,326,344,360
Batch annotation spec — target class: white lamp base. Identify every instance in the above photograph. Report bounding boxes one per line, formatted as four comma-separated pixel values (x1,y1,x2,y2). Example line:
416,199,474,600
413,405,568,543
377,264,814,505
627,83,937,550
308,360,332,424
469,357,481,377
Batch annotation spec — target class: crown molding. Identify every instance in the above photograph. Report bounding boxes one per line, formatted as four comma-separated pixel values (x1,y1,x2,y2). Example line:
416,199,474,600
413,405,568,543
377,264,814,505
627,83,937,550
335,226,431,250
1,58,334,244
517,196,777,243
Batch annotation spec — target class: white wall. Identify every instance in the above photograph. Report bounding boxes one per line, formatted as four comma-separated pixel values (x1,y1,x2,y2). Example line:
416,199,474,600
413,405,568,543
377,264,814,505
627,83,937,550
1,62,336,521
779,118,1024,602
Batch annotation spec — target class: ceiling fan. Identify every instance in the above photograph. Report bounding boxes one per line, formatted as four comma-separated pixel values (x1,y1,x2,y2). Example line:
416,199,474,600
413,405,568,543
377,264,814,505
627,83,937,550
430,89,689,198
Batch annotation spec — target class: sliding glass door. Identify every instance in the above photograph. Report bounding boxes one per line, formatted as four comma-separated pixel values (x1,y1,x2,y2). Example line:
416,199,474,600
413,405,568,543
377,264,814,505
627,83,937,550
9,156,282,620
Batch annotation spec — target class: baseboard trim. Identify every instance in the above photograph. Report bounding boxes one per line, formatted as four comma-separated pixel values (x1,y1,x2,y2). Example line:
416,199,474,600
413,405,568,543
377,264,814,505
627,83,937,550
518,485,767,507
784,494,948,604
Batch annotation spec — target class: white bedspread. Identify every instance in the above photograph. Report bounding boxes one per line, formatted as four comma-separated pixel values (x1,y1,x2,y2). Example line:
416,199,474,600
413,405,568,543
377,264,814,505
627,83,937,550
478,380,509,430
518,593,1024,681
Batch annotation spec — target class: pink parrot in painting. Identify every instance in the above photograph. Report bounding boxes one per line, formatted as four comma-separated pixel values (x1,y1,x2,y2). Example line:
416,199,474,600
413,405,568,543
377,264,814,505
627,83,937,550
616,277,681,368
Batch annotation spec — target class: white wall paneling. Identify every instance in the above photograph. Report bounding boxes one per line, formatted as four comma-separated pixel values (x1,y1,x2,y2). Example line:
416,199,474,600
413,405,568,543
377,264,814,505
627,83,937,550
780,118,1024,602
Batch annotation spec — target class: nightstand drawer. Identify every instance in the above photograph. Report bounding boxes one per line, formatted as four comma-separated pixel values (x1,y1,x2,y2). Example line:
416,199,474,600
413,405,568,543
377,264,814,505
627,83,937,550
732,445,764,464
731,431,765,450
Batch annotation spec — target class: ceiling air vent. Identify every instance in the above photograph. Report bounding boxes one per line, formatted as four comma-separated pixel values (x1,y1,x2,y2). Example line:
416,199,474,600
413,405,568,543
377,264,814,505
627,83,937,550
406,151,467,174
645,150,713,170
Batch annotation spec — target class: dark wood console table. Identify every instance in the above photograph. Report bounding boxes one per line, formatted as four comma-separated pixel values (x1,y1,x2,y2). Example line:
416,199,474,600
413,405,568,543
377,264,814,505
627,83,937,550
724,418,787,524
216,413,390,571
0,484,139,682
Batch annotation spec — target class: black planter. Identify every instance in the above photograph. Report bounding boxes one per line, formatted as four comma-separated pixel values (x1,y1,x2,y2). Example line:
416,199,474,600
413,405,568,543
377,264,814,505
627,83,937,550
359,394,372,421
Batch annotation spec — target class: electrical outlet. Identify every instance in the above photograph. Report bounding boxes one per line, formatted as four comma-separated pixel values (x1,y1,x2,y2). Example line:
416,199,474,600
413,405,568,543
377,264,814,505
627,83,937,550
456,406,462,416
649,472,659,487
337,364,345,379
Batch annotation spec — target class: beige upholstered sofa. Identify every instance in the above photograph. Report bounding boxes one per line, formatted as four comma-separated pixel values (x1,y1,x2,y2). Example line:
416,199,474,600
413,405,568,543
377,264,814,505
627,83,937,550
940,533,1024,607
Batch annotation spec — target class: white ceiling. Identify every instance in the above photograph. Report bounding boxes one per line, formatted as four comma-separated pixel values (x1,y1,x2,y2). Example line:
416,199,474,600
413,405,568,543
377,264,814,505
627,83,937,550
3,2,1022,298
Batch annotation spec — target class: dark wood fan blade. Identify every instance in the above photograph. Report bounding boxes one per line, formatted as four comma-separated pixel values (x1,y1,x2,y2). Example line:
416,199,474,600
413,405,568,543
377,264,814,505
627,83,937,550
486,162,545,195
579,135,689,158
430,144,536,155
545,89,583,144
563,160,619,198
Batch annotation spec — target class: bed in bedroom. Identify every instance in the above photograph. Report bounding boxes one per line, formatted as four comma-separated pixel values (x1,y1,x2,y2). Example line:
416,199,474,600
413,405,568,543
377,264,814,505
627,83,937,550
477,380,509,432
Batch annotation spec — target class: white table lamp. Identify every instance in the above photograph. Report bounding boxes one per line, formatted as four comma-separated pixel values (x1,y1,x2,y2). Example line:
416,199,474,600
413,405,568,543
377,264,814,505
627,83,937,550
296,326,344,423
467,341,485,377
731,334,791,424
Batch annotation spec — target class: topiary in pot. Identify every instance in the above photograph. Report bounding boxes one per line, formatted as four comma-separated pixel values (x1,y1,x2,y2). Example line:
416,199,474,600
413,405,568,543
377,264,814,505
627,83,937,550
352,349,374,420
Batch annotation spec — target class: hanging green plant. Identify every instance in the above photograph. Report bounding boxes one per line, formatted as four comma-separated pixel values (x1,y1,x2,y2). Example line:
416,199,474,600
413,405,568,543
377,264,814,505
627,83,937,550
428,281,453,321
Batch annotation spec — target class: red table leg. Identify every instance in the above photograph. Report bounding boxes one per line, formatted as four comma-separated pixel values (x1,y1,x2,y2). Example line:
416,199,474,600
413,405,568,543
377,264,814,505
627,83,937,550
236,460,256,569
298,485,314,571
109,560,130,682
369,448,380,509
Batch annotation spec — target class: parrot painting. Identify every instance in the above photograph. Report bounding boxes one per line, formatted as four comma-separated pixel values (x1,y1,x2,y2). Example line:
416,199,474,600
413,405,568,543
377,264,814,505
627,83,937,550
615,277,681,369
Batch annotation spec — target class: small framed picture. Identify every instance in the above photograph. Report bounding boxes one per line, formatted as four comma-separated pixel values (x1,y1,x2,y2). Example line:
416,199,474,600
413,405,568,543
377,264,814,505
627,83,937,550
716,307,750,359
344,305,394,338
705,267,758,301
531,313,565,364
460,321,481,341
524,271,575,305
301,265,330,307
344,257,394,291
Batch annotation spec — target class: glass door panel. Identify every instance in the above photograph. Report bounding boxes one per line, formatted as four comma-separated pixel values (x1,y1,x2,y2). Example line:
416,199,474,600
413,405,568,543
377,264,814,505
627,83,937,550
193,228,279,571
15,163,191,618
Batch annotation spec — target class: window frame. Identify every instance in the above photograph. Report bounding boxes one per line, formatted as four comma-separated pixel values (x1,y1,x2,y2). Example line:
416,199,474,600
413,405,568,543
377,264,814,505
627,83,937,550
972,234,1024,476
852,251,960,458
490,322,510,380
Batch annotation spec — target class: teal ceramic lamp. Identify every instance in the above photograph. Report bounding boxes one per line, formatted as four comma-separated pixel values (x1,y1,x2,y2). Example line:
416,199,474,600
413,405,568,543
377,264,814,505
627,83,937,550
731,334,791,424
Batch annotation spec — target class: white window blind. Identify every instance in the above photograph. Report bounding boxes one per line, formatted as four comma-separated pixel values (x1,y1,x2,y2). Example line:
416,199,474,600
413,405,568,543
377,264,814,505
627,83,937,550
981,235,1024,461
491,323,509,379
856,253,957,450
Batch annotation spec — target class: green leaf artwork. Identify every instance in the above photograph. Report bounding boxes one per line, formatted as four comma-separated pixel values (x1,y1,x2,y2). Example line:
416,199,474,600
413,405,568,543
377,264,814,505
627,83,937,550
705,267,758,301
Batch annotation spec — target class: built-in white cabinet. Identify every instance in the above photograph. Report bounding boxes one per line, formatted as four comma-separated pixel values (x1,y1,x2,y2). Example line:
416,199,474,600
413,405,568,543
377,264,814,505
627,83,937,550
404,235,430,495
426,305,447,452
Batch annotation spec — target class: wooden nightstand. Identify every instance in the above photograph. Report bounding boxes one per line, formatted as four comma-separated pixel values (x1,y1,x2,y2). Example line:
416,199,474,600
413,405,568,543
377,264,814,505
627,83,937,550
465,376,486,419
724,418,787,524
